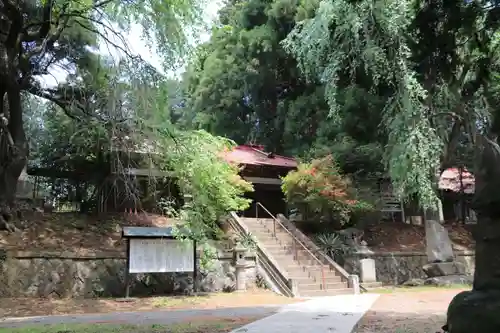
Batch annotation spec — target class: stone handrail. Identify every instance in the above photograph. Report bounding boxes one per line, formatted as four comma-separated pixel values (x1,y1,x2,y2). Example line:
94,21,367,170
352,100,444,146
276,214,352,282
227,212,296,297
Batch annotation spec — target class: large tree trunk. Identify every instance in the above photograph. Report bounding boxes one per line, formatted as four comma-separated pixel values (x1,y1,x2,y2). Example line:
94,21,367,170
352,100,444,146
0,82,28,232
444,136,500,332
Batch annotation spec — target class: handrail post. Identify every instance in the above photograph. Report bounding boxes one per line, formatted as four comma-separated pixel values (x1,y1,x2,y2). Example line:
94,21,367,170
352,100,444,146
294,239,299,264
273,218,276,237
321,266,326,290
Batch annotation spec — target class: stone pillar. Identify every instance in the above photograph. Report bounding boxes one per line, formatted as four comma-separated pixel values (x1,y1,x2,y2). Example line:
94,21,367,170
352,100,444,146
359,258,377,283
233,244,247,292
348,275,360,295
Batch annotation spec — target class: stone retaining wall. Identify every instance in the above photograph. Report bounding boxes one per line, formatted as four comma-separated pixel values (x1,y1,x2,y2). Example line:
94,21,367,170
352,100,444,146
0,245,257,298
345,251,474,285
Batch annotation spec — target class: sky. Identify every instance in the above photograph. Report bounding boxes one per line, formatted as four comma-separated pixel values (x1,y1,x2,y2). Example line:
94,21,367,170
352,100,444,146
123,1,222,76
41,1,222,87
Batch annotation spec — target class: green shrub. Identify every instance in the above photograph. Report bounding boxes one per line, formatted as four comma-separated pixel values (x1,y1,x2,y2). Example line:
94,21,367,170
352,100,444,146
282,155,373,228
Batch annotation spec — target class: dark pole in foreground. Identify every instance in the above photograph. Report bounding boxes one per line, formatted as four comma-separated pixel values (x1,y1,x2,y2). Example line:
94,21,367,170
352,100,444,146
444,137,500,332
125,238,131,298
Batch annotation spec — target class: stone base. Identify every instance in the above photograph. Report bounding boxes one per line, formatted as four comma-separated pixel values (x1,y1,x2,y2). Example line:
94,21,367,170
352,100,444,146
401,275,472,287
444,289,500,332
424,275,472,287
423,262,466,277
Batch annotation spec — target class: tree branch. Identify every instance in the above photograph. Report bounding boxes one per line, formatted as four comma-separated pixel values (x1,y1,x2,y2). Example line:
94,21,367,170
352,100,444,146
22,0,54,42
2,0,23,48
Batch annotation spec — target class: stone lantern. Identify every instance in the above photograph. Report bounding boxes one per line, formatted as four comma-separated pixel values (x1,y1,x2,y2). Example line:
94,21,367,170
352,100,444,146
233,243,248,291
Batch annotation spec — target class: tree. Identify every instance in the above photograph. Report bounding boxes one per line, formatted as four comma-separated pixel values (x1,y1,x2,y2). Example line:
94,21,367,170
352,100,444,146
183,0,338,156
284,0,500,331
0,0,203,231
182,0,388,191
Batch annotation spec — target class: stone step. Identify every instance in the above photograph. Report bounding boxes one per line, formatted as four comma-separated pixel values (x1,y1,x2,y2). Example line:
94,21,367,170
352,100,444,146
298,282,348,291
272,254,328,266
285,265,336,274
252,234,282,242
241,216,355,295
240,218,275,226
289,275,343,284
298,288,354,297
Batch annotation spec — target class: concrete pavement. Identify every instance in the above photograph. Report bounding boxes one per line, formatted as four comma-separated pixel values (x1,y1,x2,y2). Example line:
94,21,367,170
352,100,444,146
229,294,380,333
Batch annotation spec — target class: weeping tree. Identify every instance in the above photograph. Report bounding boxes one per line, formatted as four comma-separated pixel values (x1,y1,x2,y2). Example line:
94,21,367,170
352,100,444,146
0,0,204,231
284,0,500,331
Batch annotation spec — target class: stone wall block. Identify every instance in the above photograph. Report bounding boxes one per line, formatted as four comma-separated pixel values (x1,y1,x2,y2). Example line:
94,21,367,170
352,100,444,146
344,252,475,285
0,244,258,298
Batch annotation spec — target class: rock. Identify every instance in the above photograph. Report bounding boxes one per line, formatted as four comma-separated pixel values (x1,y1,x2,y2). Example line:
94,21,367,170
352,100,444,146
444,289,500,333
198,260,236,292
338,227,364,246
423,262,466,278
424,275,472,287
425,219,454,263
402,278,425,287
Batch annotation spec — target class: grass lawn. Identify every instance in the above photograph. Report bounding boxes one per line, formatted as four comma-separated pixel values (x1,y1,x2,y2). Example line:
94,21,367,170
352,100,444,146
0,317,258,333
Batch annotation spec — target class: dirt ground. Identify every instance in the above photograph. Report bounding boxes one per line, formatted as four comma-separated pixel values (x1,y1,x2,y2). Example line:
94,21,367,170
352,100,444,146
364,222,474,252
0,291,304,318
3,316,262,333
354,289,467,333
0,212,177,253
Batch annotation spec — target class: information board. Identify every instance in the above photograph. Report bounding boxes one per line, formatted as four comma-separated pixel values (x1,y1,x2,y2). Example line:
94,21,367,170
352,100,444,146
129,238,194,273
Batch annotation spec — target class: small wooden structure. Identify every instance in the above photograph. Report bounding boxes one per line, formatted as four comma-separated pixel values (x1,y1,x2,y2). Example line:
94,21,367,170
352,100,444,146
26,146,181,214
378,179,406,223
223,144,298,217
438,167,476,223
121,226,197,298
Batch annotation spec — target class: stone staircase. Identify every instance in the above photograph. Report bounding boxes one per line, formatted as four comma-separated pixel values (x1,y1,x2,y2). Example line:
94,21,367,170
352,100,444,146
239,216,354,297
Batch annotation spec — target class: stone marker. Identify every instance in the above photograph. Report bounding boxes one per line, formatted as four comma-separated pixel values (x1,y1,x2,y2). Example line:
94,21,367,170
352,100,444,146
359,258,377,283
425,219,454,263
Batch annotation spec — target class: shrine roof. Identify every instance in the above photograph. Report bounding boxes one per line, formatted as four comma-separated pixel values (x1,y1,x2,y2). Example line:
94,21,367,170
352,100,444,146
222,144,297,169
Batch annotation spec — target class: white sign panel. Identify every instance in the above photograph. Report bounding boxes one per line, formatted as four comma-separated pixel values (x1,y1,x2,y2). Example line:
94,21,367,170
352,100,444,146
129,238,194,273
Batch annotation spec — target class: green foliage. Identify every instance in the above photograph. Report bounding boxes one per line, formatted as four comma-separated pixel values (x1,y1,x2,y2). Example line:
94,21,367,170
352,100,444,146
282,155,372,227
235,232,258,250
314,232,352,261
283,0,500,208
198,244,218,272
182,0,334,156
156,129,253,241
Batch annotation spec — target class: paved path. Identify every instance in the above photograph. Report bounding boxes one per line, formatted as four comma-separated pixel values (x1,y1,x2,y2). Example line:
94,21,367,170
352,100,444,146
1,294,379,333
229,294,380,333
0,305,281,328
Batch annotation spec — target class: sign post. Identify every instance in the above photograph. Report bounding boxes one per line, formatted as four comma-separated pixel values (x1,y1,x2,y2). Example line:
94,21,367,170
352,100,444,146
122,226,197,298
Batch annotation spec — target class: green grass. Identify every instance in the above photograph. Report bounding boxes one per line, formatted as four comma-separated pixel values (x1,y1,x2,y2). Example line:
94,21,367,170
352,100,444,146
0,319,251,333
150,295,210,308
367,284,470,294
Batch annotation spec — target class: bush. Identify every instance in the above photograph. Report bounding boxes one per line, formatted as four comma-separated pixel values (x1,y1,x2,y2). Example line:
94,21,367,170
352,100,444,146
282,155,372,228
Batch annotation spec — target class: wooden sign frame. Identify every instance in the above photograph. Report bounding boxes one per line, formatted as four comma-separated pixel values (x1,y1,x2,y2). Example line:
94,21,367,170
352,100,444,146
121,226,197,298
